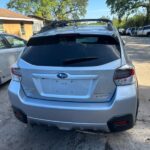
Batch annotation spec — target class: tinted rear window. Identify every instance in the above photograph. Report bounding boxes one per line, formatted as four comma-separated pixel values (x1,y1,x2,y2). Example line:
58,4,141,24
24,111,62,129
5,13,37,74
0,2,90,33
21,34,121,67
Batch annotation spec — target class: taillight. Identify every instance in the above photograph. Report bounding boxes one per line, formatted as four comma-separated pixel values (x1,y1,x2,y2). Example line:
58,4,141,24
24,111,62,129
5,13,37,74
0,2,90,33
114,66,136,86
11,67,22,81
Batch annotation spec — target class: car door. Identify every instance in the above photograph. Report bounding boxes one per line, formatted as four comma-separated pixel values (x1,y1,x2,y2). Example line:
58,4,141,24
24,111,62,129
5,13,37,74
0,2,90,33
142,27,147,36
138,27,143,36
138,28,142,36
3,35,26,59
0,35,26,83
137,28,140,36
0,35,15,83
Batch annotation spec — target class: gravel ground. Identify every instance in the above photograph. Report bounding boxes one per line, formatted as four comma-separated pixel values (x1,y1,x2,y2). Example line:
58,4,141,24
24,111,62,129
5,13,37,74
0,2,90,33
0,36,150,150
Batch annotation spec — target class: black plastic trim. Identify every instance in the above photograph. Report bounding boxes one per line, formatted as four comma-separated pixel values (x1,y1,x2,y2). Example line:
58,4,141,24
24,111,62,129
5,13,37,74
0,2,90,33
107,114,134,132
12,106,27,124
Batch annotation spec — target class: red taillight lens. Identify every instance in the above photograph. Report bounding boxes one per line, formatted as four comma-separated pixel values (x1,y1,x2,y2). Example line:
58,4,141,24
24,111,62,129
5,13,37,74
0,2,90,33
114,68,135,80
114,67,135,86
11,68,22,81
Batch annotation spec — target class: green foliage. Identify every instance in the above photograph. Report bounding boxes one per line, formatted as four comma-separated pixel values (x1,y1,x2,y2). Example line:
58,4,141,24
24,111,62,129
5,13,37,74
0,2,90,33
106,0,150,24
113,14,147,28
106,0,132,21
7,0,88,20
125,14,147,27
113,18,126,28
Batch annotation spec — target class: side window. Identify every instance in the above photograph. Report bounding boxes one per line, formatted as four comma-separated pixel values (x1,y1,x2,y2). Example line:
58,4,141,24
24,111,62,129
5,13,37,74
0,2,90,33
0,37,6,49
144,26,150,30
4,35,26,48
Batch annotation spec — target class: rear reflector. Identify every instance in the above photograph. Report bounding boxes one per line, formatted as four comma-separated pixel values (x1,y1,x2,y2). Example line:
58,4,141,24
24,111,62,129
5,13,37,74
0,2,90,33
114,67,135,86
113,120,128,126
107,114,134,132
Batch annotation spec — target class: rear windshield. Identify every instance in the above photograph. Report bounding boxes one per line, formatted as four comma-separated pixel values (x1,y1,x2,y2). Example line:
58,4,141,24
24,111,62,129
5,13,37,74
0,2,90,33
21,34,121,67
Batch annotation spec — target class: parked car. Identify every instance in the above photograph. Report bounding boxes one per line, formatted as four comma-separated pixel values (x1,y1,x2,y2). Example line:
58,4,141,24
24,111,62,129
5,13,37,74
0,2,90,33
137,25,150,37
137,27,143,36
126,28,132,35
126,28,131,35
0,33,26,85
118,28,126,35
131,27,137,36
8,19,139,132
142,25,150,37
126,27,137,36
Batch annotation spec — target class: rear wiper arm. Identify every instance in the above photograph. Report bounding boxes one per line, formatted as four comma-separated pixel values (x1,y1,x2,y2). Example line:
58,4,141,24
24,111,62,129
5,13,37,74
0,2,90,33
63,57,98,65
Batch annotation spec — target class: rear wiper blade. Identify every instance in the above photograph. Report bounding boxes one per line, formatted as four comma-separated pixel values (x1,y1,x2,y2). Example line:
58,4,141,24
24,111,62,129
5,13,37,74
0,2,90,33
63,57,98,65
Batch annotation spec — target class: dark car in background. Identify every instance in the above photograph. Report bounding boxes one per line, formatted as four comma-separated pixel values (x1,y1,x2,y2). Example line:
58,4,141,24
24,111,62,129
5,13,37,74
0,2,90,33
118,28,126,35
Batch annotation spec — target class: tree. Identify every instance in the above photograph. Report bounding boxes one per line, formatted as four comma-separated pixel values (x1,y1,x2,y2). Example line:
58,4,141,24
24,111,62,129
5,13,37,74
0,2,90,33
106,0,150,24
113,14,146,28
7,0,88,20
125,14,146,27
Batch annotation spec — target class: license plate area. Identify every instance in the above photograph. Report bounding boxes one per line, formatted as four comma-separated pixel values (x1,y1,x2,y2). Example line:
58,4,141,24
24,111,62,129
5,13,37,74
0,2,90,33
41,78,92,97
32,74,98,99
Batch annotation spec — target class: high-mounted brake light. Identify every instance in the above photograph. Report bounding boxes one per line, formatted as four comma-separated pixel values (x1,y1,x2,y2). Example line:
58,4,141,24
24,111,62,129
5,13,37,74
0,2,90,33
11,67,22,81
114,66,136,86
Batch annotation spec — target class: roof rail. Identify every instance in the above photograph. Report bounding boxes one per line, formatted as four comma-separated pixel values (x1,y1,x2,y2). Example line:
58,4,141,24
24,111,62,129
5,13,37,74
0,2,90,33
40,18,113,33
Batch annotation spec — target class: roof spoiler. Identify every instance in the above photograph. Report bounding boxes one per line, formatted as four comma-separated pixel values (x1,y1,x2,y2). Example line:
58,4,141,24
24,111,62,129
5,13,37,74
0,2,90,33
54,19,112,24
39,18,113,33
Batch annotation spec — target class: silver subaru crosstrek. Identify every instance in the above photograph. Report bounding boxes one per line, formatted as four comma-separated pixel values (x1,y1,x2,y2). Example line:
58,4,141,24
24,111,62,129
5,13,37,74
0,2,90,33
8,19,139,132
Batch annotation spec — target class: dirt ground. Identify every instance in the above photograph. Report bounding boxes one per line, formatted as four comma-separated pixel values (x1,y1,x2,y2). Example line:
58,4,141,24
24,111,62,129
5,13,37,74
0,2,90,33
0,36,150,150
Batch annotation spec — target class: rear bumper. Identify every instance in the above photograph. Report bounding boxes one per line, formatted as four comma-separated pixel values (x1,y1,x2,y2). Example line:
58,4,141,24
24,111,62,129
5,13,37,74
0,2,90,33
8,81,138,132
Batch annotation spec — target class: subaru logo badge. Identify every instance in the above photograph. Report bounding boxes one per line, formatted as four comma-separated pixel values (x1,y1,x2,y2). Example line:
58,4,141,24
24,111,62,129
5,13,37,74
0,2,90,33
57,73,68,79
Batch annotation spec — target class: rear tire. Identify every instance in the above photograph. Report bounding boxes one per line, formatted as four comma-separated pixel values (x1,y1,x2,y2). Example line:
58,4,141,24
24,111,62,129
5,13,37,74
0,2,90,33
147,33,150,37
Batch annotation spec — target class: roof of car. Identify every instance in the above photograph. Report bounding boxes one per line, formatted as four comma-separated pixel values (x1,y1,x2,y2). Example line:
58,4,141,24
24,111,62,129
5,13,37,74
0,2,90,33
34,25,115,38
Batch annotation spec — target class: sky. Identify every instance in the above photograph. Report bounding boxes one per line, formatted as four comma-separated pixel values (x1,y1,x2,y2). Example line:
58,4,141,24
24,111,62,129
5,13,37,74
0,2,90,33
0,0,9,8
0,0,111,18
85,0,110,18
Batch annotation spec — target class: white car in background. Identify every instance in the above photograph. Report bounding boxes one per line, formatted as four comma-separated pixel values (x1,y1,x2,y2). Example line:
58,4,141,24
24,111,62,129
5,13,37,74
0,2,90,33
118,28,125,35
142,25,150,37
137,25,150,37
137,27,143,36
126,28,132,35
0,34,26,85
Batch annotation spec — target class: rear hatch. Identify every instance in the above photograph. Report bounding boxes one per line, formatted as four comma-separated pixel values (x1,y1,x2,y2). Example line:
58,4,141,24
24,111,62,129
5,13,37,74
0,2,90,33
19,34,121,102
